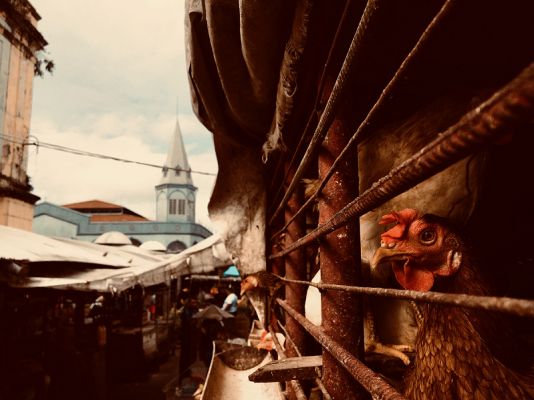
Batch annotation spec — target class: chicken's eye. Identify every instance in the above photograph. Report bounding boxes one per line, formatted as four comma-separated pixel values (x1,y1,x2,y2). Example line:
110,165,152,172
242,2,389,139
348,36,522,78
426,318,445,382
419,229,436,245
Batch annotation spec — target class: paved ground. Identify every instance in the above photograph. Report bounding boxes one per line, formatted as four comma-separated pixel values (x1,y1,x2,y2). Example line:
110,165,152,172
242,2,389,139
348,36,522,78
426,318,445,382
108,350,182,400
107,343,210,400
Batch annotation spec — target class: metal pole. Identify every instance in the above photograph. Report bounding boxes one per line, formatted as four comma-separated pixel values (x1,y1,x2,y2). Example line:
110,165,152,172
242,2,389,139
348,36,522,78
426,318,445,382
268,327,308,400
283,162,308,400
318,80,365,399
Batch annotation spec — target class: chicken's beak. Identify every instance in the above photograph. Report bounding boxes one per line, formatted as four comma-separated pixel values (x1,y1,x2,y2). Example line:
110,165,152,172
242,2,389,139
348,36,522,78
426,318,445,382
371,247,411,270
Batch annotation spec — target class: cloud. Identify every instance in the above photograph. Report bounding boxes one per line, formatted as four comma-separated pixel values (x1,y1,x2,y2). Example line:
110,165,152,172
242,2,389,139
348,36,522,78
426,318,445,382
28,0,217,231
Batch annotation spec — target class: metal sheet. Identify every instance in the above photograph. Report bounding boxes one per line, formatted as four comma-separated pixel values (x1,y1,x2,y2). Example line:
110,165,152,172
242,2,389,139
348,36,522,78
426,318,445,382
201,346,284,400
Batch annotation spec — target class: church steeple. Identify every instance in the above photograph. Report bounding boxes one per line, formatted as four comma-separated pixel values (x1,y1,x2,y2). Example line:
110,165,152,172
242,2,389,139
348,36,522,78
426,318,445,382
159,119,193,185
155,118,197,223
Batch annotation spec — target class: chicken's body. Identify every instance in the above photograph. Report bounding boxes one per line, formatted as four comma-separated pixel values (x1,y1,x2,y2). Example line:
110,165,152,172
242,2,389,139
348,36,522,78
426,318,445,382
373,209,534,399
410,300,532,399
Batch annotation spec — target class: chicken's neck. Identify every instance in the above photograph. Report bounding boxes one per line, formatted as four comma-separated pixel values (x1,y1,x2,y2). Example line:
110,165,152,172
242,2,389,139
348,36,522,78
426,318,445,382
405,260,532,400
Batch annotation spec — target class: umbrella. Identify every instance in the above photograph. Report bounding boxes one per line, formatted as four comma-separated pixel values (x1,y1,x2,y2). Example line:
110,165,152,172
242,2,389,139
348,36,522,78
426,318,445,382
223,265,240,277
192,304,234,322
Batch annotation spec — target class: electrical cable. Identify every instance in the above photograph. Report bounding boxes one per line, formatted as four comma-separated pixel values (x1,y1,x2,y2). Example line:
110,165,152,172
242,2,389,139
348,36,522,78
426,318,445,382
0,133,217,176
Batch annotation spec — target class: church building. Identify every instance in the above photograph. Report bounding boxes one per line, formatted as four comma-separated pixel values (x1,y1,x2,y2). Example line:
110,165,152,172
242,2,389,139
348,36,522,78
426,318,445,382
33,119,211,252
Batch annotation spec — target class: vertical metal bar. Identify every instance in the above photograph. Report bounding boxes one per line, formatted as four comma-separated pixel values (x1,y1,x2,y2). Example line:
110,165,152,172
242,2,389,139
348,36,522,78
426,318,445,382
278,321,333,400
318,79,365,399
283,162,308,400
268,327,308,400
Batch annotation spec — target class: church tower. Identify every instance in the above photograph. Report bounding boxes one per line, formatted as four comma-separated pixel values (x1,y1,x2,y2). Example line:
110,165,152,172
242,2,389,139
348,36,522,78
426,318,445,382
155,119,197,223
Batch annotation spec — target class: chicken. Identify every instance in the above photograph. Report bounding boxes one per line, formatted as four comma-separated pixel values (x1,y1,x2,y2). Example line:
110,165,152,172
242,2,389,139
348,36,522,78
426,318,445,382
372,209,534,400
240,271,283,298
358,95,488,358
240,271,285,328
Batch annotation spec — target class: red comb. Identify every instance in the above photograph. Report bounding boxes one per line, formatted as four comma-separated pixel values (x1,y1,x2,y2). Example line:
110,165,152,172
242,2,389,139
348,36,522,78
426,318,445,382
379,209,419,241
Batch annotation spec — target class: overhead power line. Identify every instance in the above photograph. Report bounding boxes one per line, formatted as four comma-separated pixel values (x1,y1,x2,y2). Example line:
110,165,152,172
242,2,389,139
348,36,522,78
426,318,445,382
0,133,217,177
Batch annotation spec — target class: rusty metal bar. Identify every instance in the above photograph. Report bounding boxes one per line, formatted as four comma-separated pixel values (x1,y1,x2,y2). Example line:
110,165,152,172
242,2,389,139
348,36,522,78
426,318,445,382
277,299,406,400
268,0,382,226
186,275,241,283
284,171,308,355
269,326,287,358
283,164,309,400
277,276,534,318
268,326,308,400
269,0,457,234
268,0,356,197
318,79,365,399
270,62,534,259
278,321,332,400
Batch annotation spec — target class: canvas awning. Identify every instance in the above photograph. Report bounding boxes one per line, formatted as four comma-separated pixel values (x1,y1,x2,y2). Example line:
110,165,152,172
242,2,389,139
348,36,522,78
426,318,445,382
0,225,233,293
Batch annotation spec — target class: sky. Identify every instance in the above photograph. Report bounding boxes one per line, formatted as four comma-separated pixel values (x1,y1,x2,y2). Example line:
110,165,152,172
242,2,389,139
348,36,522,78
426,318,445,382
27,0,218,230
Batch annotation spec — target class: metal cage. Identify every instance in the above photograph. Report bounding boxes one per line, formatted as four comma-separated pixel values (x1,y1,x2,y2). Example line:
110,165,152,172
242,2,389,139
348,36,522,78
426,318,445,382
260,1,534,399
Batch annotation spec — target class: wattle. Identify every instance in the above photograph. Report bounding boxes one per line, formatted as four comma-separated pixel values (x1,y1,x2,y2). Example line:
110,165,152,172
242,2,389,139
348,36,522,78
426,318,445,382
392,261,434,292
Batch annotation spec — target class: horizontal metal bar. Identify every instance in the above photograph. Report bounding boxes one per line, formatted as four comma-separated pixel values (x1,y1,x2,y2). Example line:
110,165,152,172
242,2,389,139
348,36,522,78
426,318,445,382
278,276,534,318
270,62,534,259
249,355,322,383
185,275,241,282
277,299,406,400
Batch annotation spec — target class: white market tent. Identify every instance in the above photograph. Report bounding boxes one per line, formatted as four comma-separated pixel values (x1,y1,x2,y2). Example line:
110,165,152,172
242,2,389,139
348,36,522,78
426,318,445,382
0,225,234,293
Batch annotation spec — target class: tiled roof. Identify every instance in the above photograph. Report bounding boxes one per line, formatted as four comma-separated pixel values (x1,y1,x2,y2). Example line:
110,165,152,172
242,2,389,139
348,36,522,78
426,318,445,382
62,199,149,221
63,200,123,210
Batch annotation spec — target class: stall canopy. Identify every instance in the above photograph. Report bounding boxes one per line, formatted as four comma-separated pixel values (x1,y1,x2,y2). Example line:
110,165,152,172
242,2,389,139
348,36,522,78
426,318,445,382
0,225,234,293
223,265,240,277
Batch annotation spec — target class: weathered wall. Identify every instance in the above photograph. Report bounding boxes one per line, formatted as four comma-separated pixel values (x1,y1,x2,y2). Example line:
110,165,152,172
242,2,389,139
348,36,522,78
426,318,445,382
0,197,33,230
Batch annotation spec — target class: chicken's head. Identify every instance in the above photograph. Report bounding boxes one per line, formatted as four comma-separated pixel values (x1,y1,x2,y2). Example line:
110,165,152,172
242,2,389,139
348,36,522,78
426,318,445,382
371,209,463,292
240,274,259,295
